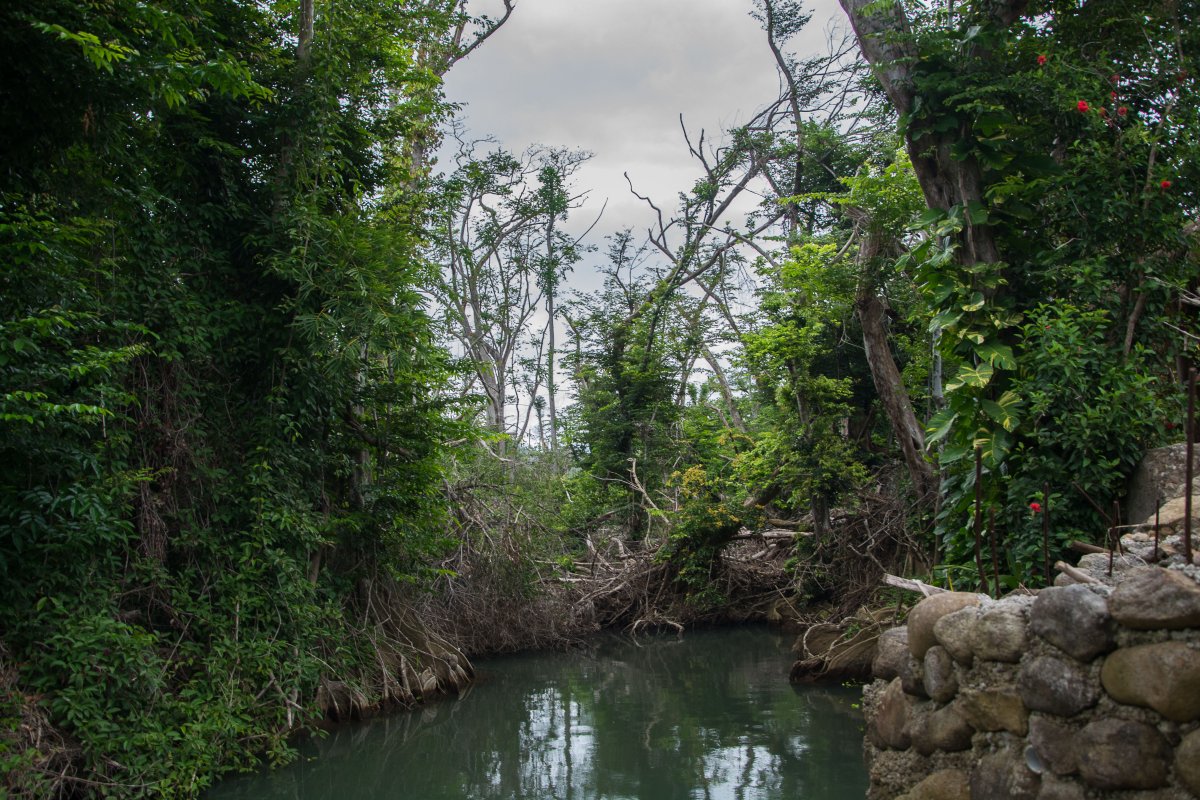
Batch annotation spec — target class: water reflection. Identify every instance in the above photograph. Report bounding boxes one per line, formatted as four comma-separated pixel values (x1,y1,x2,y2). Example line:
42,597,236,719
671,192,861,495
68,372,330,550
208,627,866,800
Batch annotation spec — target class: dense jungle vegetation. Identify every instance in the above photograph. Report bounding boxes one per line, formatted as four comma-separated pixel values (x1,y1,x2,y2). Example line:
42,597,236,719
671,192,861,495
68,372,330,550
1,0,1196,795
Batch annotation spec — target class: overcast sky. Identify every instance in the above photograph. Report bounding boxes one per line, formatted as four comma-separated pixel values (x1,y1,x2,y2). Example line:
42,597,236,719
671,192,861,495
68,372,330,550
439,0,847,271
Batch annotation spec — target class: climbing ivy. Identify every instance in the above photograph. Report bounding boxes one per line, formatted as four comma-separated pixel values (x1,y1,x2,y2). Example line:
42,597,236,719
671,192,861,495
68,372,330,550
0,0,465,794
885,0,1199,587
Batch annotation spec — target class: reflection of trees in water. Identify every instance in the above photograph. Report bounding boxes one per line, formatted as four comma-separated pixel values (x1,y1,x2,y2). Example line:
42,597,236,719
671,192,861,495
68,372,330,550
208,628,866,800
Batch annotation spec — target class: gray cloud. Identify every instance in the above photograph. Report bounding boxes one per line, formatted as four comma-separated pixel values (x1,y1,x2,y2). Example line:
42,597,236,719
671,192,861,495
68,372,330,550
439,0,846,277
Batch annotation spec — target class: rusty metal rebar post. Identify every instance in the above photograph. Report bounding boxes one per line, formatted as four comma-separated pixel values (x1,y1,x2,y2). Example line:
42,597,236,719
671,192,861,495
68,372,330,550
1114,501,1123,554
989,507,1000,594
974,448,989,596
1154,500,1161,562
1042,482,1051,584
1108,501,1120,577
1186,368,1196,565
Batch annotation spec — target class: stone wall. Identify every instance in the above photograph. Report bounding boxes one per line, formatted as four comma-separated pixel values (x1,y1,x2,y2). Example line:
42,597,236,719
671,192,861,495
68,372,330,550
862,566,1200,800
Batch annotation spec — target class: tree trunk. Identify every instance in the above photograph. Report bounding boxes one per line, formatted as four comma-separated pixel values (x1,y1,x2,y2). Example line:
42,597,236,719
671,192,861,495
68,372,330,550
701,346,747,434
297,0,314,65
546,217,560,456
838,0,1029,502
477,347,505,443
763,0,805,239
272,0,316,216
811,492,830,541
857,284,936,501
844,199,936,501
837,0,1024,268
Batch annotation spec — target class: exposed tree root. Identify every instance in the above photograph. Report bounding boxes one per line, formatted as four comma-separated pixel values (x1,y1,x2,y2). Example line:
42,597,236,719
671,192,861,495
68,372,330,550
788,605,900,684
419,516,802,660
790,477,931,618
1,642,86,799
569,533,799,632
780,476,933,683
313,571,475,724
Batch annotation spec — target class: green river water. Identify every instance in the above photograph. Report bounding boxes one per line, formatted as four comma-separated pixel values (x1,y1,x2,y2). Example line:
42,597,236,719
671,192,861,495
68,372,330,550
208,626,867,799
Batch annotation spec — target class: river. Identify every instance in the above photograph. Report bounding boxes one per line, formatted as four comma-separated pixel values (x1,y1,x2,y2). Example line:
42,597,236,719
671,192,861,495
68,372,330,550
208,626,867,799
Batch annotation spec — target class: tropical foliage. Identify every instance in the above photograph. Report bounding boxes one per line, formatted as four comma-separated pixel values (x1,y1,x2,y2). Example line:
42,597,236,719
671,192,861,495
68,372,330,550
1,0,468,794
1,0,1196,794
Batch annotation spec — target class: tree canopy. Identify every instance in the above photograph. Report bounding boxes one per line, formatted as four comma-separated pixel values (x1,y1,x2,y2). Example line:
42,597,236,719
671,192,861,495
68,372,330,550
0,0,1195,795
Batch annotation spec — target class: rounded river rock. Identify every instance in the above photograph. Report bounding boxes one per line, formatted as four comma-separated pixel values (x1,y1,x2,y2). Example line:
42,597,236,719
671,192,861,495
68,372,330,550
970,603,1027,663
908,592,982,659
1029,584,1113,662
898,769,969,800
922,645,958,703
1176,728,1200,796
1108,566,1200,629
970,749,1040,800
869,677,913,751
1028,716,1078,776
933,605,977,665
1099,640,1200,721
958,686,1028,736
1017,655,1098,717
909,701,973,756
1075,718,1170,790
873,626,910,680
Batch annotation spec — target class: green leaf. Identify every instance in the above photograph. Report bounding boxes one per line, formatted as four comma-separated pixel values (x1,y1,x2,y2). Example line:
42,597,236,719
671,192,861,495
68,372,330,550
966,201,988,226
1020,154,1062,176
974,111,1011,137
980,397,1020,432
972,341,1016,369
911,207,947,228
929,310,963,332
939,442,970,464
997,389,1022,412
926,407,958,445
946,362,994,392
961,292,986,312
974,426,1012,465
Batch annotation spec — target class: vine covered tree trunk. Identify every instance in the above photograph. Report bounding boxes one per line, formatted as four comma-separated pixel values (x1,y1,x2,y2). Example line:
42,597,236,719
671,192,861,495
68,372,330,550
837,0,1025,270
857,286,936,501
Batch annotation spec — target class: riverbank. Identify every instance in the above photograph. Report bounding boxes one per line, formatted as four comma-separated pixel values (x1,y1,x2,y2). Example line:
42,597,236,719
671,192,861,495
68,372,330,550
208,626,868,800
404,522,805,660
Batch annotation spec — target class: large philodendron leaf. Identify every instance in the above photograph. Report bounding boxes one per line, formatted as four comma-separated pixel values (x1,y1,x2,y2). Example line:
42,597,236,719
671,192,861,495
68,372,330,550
945,361,994,392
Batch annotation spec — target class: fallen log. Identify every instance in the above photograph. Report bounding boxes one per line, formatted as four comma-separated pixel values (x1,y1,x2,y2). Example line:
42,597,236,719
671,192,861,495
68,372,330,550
1054,560,1099,584
882,573,947,596
729,529,812,541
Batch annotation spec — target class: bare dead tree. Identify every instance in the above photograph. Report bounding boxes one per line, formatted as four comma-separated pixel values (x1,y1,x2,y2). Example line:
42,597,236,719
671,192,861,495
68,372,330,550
429,139,591,448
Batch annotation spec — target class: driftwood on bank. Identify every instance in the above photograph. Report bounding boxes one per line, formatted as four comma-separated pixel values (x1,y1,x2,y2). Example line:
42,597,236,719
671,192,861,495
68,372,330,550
881,558,1107,599
729,529,811,541
881,573,948,596
1054,560,1100,584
